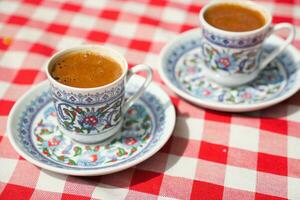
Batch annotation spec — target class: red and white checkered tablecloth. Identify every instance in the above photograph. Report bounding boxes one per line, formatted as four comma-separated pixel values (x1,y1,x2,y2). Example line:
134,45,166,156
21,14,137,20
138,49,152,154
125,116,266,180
1,0,300,199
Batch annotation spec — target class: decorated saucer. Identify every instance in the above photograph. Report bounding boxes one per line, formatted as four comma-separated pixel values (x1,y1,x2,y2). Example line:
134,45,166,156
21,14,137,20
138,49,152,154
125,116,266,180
158,28,300,112
7,76,175,176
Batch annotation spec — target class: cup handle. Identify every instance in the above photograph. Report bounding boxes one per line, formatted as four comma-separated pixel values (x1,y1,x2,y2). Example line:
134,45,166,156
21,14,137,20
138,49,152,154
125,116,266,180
259,23,295,70
123,64,153,113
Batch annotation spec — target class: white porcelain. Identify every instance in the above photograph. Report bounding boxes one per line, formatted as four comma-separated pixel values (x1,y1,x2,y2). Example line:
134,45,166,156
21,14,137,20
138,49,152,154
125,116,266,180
199,0,295,87
7,76,175,176
158,28,300,112
46,45,152,144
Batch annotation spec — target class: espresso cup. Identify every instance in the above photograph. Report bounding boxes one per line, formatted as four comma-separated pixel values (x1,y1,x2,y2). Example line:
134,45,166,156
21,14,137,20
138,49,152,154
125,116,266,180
46,45,152,144
199,0,295,87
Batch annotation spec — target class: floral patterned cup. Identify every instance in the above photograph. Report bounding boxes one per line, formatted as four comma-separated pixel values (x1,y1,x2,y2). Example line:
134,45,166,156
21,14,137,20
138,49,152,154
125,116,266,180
199,0,295,87
46,45,152,144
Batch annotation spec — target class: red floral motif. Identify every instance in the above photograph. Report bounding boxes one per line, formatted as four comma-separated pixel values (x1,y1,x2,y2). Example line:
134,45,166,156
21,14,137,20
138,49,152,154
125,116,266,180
89,154,98,162
125,137,137,146
83,116,98,127
202,89,211,96
43,149,50,156
127,108,137,116
242,92,252,99
218,57,231,68
36,136,43,142
48,137,61,146
187,67,196,73
50,111,56,117
94,145,101,151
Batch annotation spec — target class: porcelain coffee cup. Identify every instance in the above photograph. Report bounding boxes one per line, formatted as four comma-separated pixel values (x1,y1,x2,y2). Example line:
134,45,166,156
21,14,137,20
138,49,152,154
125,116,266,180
199,0,295,87
46,45,153,144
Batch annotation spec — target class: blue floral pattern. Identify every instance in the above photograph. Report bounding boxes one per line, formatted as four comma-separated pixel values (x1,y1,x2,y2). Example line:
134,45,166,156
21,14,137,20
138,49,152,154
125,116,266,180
51,81,125,135
201,41,259,74
54,97,123,135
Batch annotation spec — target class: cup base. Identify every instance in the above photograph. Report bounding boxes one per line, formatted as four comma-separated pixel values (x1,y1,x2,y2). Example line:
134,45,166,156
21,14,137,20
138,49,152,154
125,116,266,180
202,67,259,87
59,120,123,144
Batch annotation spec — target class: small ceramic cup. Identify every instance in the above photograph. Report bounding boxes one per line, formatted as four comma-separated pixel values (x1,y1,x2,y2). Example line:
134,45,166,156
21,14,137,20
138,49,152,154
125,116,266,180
46,45,152,144
199,0,295,87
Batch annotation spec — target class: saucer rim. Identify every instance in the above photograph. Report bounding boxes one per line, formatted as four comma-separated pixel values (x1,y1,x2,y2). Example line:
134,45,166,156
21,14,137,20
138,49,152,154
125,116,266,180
158,28,300,112
7,76,176,176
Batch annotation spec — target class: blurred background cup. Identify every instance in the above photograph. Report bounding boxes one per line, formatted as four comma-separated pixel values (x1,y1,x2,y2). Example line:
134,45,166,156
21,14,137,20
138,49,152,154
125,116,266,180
199,0,295,87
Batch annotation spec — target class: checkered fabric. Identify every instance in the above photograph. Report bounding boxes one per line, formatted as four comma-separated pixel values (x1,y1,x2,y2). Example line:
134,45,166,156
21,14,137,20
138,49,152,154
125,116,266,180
1,0,300,199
